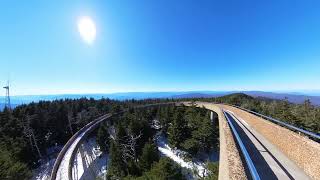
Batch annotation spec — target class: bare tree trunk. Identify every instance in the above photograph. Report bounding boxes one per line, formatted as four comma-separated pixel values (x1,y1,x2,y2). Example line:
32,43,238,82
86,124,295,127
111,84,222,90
119,131,142,163
28,136,34,152
68,111,74,135
32,131,42,158
22,115,42,158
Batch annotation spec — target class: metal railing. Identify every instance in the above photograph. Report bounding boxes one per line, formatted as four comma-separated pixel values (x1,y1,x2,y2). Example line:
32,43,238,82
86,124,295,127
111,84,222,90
51,102,176,180
223,110,261,180
228,104,320,141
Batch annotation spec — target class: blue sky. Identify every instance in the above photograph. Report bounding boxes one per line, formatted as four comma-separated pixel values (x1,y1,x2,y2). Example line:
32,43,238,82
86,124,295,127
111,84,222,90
1,0,320,95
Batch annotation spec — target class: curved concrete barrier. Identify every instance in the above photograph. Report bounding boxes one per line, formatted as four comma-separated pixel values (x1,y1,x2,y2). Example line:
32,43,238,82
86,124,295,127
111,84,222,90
53,102,274,180
221,104,320,180
182,102,247,180
51,114,112,180
51,103,176,180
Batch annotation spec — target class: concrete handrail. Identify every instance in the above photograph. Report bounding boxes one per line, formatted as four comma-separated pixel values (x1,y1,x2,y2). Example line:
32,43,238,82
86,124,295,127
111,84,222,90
68,114,112,180
50,114,111,180
229,104,320,141
223,111,261,180
183,101,247,180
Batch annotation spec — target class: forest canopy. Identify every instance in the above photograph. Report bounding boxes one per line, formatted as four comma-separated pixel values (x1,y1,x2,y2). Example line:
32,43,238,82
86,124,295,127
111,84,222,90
0,93,319,179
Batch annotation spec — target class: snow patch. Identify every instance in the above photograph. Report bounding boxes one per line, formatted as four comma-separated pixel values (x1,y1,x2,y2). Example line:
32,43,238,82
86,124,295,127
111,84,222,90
71,138,108,180
32,158,56,180
32,145,62,180
151,119,162,130
155,134,208,178
56,128,88,180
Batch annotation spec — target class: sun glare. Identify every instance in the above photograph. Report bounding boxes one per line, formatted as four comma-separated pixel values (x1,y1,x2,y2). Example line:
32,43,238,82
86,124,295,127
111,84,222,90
77,16,96,44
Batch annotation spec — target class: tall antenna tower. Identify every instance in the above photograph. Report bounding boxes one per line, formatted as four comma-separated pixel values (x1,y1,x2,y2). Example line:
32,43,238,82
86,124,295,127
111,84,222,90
3,81,11,110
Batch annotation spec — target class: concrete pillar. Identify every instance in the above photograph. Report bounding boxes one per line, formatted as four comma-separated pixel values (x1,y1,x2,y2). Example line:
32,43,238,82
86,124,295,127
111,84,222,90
210,111,214,122
211,111,218,126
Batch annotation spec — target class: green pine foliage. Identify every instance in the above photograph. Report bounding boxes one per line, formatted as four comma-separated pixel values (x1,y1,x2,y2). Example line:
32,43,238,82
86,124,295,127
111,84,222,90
168,108,189,148
141,157,186,180
214,94,320,134
139,142,160,172
167,106,218,156
2,93,318,179
182,93,320,135
107,107,163,179
200,162,219,180
0,147,31,180
107,140,127,179
96,123,110,152
0,98,172,178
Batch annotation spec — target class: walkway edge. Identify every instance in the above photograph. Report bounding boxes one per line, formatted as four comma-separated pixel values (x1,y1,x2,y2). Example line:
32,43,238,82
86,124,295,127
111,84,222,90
183,102,247,180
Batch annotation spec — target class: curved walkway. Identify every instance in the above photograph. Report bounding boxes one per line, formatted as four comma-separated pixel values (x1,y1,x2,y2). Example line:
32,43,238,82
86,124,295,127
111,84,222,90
51,103,174,180
224,110,310,180
51,102,320,180
51,114,112,180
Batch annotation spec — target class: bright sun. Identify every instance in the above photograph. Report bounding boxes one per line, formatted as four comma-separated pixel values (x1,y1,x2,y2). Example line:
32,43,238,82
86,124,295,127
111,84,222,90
77,16,96,44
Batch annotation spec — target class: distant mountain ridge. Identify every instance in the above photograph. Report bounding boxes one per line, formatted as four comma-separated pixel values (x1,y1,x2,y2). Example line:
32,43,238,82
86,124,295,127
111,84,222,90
243,91,320,105
0,91,319,110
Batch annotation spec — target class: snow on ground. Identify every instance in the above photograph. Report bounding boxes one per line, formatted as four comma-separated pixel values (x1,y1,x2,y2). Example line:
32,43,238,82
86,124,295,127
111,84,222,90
55,117,109,180
56,129,88,180
32,158,56,180
32,137,107,180
32,145,62,180
155,133,208,178
108,126,116,140
71,137,108,180
151,119,162,130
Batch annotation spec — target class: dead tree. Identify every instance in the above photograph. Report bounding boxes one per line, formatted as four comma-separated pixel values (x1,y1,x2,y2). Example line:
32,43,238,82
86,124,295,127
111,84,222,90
22,115,42,158
119,131,142,164
67,110,74,135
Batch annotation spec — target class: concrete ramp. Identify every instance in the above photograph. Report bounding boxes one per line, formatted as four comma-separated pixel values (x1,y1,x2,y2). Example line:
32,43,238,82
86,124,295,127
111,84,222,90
183,102,248,180
222,104,320,180
52,102,320,180
224,110,310,180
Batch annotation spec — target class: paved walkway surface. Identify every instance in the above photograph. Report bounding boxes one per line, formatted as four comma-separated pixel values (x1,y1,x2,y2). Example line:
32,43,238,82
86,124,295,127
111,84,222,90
224,110,311,180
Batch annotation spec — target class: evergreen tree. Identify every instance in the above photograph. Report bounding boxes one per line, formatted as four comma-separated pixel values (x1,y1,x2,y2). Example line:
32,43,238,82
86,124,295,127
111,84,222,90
195,116,215,152
111,104,122,114
116,123,127,144
181,138,199,155
201,162,219,180
168,108,188,148
107,141,127,179
139,142,160,171
97,124,110,152
158,106,171,132
143,157,185,180
0,147,31,180
182,110,216,155
127,159,141,176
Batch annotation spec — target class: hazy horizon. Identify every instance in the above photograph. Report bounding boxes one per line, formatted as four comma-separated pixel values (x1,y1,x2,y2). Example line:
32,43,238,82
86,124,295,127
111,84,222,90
2,89,320,97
